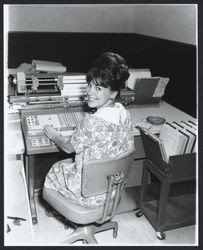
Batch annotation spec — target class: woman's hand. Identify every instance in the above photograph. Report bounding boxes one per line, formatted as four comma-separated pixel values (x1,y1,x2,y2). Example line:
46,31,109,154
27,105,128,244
43,125,60,141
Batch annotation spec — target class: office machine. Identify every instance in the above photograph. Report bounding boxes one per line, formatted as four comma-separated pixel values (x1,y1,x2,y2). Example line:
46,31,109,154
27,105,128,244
7,70,88,155
8,71,88,110
9,70,169,111
118,89,136,106
8,70,138,155
21,107,85,154
126,69,169,104
9,72,64,95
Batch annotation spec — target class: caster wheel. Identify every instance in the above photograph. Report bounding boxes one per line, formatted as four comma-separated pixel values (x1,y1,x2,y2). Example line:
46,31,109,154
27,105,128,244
113,229,118,238
156,231,166,240
45,209,54,217
135,210,143,217
32,217,38,225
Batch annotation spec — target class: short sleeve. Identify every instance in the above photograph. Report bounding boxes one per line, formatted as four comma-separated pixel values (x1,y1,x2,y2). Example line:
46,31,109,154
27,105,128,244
71,115,93,154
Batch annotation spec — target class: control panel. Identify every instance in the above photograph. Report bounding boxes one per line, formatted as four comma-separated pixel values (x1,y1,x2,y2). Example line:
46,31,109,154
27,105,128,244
21,107,84,154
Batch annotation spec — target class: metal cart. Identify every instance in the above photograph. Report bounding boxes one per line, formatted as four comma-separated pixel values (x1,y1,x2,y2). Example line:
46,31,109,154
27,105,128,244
135,127,196,240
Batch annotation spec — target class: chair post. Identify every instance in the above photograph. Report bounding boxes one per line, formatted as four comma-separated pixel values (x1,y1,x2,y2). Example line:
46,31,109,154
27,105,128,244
110,170,126,219
97,175,115,224
109,182,122,219
97,170,126,224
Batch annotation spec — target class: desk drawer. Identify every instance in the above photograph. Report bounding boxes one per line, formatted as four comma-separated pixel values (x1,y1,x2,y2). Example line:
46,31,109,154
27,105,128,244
134,136,146,159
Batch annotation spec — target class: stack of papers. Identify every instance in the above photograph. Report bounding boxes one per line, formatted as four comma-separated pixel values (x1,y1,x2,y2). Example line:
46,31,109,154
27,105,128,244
159,124,187,162
159,121,197,162
61,73,87,97
32,60,67,73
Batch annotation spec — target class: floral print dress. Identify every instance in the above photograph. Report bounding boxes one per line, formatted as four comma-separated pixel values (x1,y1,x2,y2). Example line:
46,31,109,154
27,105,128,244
44,103,134,208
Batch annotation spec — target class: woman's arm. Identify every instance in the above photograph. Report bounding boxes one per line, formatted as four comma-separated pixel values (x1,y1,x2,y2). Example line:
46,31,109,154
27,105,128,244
43,125,74,154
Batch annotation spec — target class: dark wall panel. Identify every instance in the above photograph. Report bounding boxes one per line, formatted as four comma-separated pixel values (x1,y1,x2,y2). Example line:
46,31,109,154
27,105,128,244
8,32,196,117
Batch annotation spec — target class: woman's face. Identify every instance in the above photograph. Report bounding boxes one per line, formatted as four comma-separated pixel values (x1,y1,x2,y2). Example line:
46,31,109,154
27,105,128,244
86,81,116,110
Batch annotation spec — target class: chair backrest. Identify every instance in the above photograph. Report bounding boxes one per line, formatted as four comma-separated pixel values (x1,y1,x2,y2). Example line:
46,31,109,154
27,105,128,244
81,148,135,198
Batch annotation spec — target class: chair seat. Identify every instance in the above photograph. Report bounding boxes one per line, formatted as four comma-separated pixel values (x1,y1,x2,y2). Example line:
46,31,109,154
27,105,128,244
43,187,106,224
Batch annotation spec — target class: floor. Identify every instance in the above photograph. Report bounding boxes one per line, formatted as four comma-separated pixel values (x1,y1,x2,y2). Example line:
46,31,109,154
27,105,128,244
32,196,198,246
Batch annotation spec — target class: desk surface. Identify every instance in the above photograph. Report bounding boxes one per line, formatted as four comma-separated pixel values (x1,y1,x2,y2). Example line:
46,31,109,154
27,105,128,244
127,102,196,136
4,160,34,245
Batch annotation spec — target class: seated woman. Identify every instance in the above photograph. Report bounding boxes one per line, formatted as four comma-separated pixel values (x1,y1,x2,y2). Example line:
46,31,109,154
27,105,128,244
43,52,135,208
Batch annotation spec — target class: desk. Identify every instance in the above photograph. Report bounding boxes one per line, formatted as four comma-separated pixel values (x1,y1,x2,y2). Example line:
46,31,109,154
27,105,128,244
4,160,34,245
7,113,25,160
128,102,195,135
10,101,196,224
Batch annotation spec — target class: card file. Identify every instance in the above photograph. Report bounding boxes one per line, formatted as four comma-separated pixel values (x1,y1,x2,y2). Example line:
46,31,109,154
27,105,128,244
139,119,197,163
172,122,196,154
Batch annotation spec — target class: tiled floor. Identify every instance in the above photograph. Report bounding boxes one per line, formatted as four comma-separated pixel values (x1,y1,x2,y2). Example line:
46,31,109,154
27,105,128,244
32,196,197,246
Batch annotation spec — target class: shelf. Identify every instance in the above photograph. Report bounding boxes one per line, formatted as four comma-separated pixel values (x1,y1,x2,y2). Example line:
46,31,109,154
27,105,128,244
142,193,196,232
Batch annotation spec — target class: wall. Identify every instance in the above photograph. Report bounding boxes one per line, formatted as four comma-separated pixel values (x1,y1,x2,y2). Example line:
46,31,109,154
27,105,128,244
6,4,197,45
5,4,197,117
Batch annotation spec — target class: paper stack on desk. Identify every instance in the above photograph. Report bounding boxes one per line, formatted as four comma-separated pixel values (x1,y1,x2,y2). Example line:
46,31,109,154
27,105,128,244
61,73,87,97
32,60,67,73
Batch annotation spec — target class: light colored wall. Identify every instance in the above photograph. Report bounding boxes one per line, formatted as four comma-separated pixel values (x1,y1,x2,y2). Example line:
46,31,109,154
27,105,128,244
6,4,197,44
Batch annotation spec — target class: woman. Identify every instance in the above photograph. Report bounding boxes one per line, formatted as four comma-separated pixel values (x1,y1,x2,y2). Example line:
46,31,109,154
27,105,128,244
43,52,135,208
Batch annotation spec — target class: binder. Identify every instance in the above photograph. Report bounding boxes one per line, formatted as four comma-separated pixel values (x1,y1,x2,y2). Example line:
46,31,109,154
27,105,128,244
133,77,169,104
188,120,197,130
188,120,197,126
180,121,194,129
172,122,194,154
180,121,197,153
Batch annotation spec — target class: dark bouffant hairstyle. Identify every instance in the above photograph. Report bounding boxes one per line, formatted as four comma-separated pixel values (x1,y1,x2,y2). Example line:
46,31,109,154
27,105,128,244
86,52,130,93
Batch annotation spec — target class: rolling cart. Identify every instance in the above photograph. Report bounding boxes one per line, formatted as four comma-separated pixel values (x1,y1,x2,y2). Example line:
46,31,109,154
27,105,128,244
135,127,196,240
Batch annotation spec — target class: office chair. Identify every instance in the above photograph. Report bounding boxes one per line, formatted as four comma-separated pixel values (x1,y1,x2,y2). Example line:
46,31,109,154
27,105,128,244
43,148,135,244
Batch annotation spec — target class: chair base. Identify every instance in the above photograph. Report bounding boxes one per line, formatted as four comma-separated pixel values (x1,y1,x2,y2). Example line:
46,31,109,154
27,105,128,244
45,208,70,229
62,220,118,244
